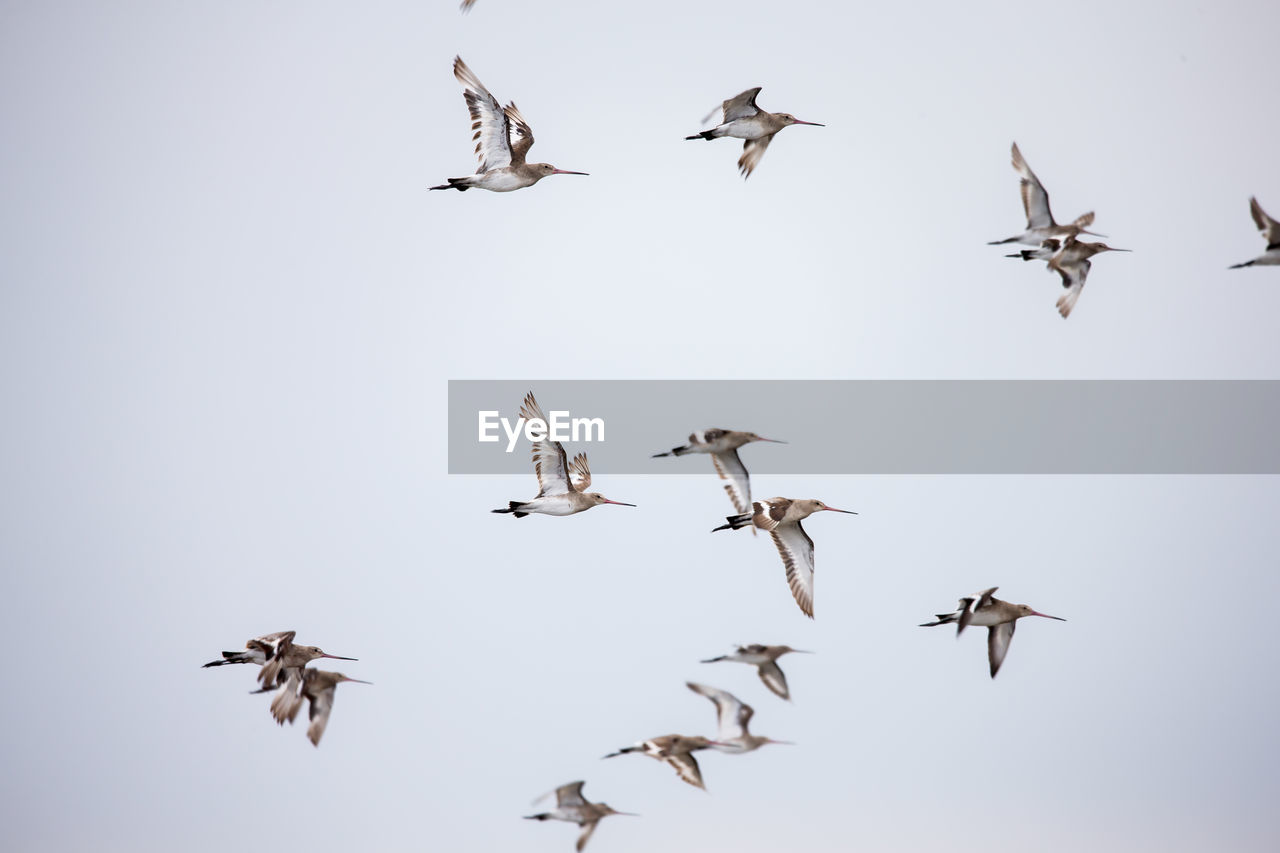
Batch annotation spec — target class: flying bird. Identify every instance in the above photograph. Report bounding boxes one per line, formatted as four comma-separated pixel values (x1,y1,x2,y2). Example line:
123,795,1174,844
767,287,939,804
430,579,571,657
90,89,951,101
460,0,477,11
431,56,587,192
712,498,856,618
920,586,1065,677
492,392,635,517
685,87,823,178
604,734,718,790
296,669,370,747
988,143,1103,247
1045,236,1130,318
1229,196,1280,269
685,682,790,753
652,429,785,520
701,644,812,701
525,781,636,852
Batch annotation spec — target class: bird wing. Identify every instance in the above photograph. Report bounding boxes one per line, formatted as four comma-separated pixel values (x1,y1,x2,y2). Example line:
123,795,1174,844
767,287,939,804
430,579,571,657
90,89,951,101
555,781,588,809
751,497,790,531
770,521,816,618
756,661,790,700
304,679,337,747
452,56,514,173
269,669,305,725
568,452,591,493
710,449,751,515
504,102,535,167
1053,258,1091,318
575,819,599,852
1250,196,1280,249
460,0,477,10
257,633,298,688
957,587,998,635
664,752,706,789
987,620,1016,678
687,682,750,740
1011,142,1055,229
720,87,763,122
519,392,572,496
738,134,774,179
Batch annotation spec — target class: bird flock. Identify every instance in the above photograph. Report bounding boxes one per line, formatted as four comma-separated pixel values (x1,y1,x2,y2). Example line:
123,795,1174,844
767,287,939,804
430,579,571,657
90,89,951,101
199,4,1276,849
479,390,1068,850
428,48,1275,319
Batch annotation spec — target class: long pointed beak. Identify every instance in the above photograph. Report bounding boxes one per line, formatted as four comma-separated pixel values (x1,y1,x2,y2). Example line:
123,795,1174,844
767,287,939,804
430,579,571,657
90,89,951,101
793,120,824,126
321,654,357,661
790,649,816,654
1105,247,1132,252
1080,229,1109,238
614,811,641,817
1031,611,1066,621
603,499,636,506
755,437,787,444
552,169,588,176
341,677,373,684
821,507,858,514
766,738,796,745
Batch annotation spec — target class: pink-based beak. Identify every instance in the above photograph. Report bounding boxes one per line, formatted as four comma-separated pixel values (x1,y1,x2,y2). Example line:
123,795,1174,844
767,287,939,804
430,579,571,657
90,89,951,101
766,738,796,745
602,499,636,506
321,653,358,661
552,169,589,176
821,507,858,514
1031,611,1066,621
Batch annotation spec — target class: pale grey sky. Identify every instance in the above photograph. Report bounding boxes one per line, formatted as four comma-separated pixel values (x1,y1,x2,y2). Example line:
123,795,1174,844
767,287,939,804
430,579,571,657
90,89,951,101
1,1,1279,852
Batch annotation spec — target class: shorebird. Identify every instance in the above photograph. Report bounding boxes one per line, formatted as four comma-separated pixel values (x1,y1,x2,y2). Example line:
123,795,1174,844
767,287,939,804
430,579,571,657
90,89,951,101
292,669,370,746
685,87,823,178
686,682,790,753
492,392,634,517
1045,236,1130,318
430,57,587,193
201,630,295,669
712,498,856,618
235,634,356,724
701,644,812,701
920,587,1065,678
1229,196,1280,268
525,781,636,852
989,143,1103,247
604,734,718,790
652,429,784,521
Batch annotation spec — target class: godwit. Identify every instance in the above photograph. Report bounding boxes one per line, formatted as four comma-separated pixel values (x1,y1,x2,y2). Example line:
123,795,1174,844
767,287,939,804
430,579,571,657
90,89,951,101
525,781,636,852
604,734,718,790
201,630,295,669
492,392,634,517
1046,236,1130,318
430,57,587,193
989,143,1103,247
701,644,812,701
1229,196,1280,268
685,682,790,753
653,429,784,520
685,87,823,178
712,498,856,618
295,669,370,746
920,587,1065,678
245,634,356,725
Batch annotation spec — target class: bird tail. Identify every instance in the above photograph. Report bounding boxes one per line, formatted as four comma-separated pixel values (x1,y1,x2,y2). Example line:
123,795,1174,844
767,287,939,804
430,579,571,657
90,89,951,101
712,512,753,532
1229,260,1255,269
919,614,958,627
492,501,529,518
524,814,551,821
652,444,692,458
684,130,717,141
700,655,728,663
603,746,638,758
201,653,237,668
430,177,471,191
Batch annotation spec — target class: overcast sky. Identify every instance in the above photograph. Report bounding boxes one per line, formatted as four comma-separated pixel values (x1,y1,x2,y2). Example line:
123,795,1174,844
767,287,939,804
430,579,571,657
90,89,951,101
2,1,1279,852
